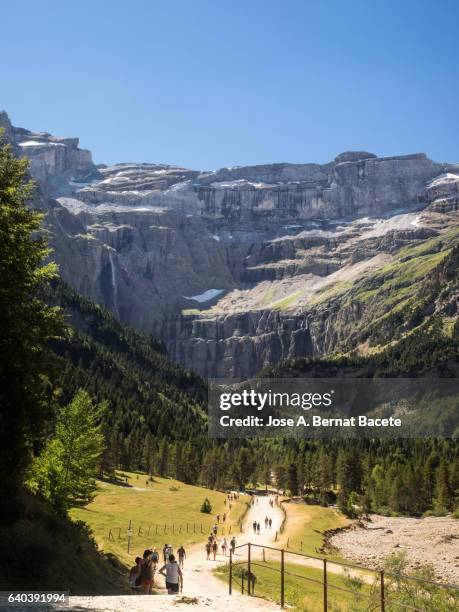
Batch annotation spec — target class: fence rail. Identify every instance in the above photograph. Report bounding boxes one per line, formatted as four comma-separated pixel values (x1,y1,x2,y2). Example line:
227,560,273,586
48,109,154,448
228,542,459,611
107,520,240,552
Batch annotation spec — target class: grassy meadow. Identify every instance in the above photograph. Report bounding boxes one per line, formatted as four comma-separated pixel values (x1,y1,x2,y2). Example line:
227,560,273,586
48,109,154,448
278,501,350,559
71,471,248,567
215,557,374,611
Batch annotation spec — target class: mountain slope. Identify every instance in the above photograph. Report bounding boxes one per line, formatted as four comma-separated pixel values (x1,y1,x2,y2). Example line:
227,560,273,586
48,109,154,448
3,110,458,378
45,280,208,455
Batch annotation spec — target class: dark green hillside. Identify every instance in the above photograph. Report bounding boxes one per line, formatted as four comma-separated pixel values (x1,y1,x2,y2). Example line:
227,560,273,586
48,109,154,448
264,317,459,379
44,280,209,472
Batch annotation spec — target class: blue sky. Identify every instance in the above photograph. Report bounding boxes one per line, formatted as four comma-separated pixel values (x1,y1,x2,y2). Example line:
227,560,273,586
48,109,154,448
2,0,458,169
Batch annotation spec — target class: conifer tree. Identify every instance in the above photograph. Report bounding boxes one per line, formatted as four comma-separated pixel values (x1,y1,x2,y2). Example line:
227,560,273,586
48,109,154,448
0,137,62,516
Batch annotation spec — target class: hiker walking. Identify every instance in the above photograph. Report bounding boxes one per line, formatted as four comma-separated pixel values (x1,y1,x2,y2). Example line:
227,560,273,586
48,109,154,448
162,543,168,563
159,553,183,594
222,538,227,556
216,513,220,523
213,523,218,535
212,539,218,560
205,540,211,560
129,556,142,593
230,537,236,554
252,520,257,534
223,512,226,522
257,522,261,534
177,545,186,568
268,517,272,529
139,549,155,594
264,516,269,528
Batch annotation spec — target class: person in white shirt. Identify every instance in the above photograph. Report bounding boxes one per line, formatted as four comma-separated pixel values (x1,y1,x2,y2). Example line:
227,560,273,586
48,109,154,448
159,554,183,594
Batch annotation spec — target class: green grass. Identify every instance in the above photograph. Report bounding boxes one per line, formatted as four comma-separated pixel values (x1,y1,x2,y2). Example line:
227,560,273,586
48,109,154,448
278,502,350,560
71,471,248,567
272,291,302,310
215,558,373,611
181,308,201,315
308,280,354,306
0,492,126,594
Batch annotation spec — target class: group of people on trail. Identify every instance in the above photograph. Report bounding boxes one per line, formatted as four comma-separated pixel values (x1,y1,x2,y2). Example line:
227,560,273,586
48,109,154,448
129,543,185,595
205,533,236,560
224,491,239,511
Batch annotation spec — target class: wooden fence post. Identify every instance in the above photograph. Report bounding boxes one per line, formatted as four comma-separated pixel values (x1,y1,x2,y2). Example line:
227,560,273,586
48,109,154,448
229,550,233,594
380,569,385,612
323,558,328,612
127,519,132,554
248,542,251,595
280,549,285,608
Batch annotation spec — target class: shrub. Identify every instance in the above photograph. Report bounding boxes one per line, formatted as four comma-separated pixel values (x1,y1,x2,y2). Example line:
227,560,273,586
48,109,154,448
200,498,212,514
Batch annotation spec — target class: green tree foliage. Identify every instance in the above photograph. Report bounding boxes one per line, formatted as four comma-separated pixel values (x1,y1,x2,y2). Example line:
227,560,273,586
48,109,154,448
28,390,104,512
0,137,62,516
200,498,212,514
287,462,299,496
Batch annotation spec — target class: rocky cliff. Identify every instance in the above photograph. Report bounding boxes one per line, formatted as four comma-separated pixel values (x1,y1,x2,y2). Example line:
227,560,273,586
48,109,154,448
2,111,457,378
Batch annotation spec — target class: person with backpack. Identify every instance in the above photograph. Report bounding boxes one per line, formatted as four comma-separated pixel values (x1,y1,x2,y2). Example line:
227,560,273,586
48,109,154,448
177,545,186,568
129,556,142,593
139,549,155,594
205,540,211,560
151,547,159,567
159,553,183,594
212,539,218,560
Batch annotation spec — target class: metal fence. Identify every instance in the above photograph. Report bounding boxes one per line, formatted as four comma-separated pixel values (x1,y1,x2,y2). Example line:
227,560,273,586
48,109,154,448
228,542,459,611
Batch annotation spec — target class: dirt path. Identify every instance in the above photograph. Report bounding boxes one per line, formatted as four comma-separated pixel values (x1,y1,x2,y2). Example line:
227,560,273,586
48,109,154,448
65,496,281,611
64,496,368,610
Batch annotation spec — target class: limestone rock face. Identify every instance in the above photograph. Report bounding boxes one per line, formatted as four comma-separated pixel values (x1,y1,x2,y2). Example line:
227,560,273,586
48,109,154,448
426,171,459,213
1,112,94,183
155,310,312,379
3,110,457,379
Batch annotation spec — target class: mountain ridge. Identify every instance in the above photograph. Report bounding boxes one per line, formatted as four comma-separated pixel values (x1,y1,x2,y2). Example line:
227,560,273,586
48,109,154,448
2,111,458,378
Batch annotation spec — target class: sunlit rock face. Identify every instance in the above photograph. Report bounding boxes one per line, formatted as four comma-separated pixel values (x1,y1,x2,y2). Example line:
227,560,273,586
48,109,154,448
3,110,457,378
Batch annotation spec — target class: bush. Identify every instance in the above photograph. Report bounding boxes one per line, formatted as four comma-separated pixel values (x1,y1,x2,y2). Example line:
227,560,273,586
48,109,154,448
423,508,447,517
452,509,459,519
200,498,212,514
